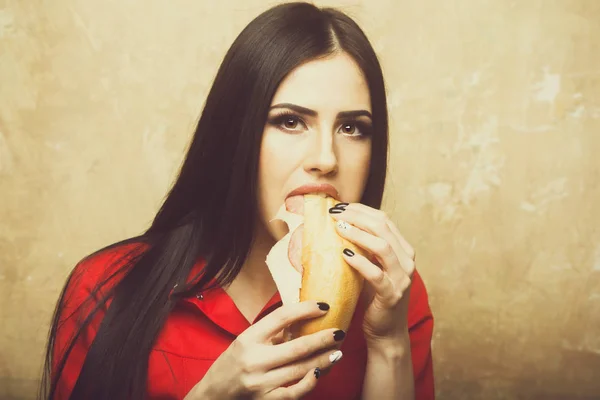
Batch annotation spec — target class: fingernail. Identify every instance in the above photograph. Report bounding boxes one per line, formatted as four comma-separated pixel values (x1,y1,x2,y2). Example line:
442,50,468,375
343,248,354,257
333,330,346,341
329,350,343,364
336,220,350,232
314,367,321,379
328,203,348,214
317,302,330,311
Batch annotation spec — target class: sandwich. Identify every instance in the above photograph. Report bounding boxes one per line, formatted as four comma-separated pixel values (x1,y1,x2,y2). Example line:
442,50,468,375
265,193,364,339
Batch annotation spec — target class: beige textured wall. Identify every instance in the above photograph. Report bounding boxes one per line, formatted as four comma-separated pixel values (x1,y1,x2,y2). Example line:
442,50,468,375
1,1,599,399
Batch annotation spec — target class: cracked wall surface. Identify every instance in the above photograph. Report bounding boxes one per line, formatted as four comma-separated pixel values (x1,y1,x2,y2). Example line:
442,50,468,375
1,1,599,399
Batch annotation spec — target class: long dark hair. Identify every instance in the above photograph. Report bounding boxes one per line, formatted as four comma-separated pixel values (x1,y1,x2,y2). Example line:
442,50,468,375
39,2,389,399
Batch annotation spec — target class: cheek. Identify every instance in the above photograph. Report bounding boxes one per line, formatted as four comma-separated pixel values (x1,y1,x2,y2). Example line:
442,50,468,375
354,147,371,177
257,131,297,239
339,142,372,200
259,133,289,201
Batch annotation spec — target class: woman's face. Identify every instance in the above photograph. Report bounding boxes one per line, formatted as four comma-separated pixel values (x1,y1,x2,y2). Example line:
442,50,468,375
257,52,373,242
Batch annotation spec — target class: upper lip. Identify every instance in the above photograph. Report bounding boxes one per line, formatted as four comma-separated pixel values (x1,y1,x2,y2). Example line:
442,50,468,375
286,183,340,199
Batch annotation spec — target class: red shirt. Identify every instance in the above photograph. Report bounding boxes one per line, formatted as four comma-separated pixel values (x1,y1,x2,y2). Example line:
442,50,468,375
54,242,434,399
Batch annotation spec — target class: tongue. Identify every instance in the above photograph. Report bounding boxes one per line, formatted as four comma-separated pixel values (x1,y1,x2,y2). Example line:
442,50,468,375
285,195,304,215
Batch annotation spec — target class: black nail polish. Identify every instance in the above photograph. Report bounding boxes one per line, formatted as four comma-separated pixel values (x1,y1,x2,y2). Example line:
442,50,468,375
317,302,330,311
343,248,355,257
328,203,348,214
333,330,346,341
314,367,321,379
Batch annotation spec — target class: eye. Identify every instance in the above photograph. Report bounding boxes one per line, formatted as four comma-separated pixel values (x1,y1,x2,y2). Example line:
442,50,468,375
269,112,308,132
340,123,356,135
283,116,300,129
338,121,372,138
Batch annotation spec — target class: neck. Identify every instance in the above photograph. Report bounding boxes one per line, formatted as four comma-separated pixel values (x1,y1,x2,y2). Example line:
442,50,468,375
227,224,277,294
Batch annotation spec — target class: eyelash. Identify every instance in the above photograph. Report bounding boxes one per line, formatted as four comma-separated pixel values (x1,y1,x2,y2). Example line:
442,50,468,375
267,111,372,139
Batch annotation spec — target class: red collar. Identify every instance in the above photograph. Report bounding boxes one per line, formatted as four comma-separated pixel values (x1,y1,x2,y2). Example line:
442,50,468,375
178,259,283,336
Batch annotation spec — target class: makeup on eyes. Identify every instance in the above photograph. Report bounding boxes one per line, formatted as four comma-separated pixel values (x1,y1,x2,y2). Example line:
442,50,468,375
267,110,373,138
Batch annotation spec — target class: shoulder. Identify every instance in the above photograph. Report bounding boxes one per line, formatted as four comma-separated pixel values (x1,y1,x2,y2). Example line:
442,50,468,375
62,239,150,305
51,240,150,398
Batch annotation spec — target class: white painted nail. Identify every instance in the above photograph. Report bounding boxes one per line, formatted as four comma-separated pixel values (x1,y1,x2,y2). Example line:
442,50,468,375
329,350,343,364
336,220,350,232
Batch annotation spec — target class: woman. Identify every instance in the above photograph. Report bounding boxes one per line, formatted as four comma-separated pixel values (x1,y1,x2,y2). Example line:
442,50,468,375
40,2,434,399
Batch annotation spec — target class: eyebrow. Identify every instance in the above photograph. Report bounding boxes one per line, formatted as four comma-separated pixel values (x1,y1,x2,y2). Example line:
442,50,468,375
270,103,373,120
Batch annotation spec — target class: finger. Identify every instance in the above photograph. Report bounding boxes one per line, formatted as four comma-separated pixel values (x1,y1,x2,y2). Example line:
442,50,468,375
333,210,415,279
333,217,399,272
262,367,317,400
244,301,329,342
334,203,416,262
330,207,408,267
258,327,342,370
261,349,344,397
387,221,415,261
269,329,286,345
341,248,398,304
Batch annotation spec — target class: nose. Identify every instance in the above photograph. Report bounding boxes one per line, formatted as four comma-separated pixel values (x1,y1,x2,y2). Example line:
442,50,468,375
303,128,338,176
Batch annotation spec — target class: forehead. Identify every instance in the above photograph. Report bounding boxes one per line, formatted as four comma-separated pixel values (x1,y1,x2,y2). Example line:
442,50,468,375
271,52,371,113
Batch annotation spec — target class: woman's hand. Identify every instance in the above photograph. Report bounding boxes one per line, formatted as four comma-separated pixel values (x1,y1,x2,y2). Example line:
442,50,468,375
185,301,345,400
329,202,416,344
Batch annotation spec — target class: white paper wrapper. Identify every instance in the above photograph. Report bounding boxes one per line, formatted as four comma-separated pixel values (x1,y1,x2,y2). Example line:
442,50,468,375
265,203,304,305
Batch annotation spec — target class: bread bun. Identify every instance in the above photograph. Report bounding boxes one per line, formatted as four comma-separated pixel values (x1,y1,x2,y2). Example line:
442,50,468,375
290,194,364,338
